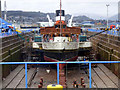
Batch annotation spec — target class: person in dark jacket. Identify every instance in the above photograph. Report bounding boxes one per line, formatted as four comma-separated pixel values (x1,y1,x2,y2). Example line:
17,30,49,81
73,79,79,88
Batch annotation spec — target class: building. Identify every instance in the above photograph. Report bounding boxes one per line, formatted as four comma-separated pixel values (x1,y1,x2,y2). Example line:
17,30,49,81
81,21,95,28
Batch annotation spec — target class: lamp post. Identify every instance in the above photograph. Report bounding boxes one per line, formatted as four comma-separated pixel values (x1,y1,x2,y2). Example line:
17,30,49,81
106,4,110,43
0,0,2,18
106,4,110,28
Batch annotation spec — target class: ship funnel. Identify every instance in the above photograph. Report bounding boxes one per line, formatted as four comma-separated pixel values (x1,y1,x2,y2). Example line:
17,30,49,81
56,10,65,21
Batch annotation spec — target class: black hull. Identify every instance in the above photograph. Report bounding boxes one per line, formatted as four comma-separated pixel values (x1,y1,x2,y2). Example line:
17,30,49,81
44,50,78,61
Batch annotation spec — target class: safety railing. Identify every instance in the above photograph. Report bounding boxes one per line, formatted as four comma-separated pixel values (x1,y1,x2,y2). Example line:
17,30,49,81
0,61,120,88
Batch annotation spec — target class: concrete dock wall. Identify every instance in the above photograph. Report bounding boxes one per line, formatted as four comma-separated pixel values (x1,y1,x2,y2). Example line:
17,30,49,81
87,31,120,78
0,32,33,78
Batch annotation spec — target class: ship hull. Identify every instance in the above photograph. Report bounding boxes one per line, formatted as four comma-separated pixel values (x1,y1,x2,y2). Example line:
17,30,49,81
44,50,78,69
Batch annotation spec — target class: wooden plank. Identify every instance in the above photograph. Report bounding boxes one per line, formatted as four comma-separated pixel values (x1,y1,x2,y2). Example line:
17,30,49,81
6,69,25,88
2,65,24,88
17,68,36,88
91,69,107,88
98,64,119,87
27,68,36,86
94,67,117,88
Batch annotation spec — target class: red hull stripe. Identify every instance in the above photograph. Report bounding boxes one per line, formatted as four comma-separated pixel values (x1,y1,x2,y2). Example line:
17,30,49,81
44,56,78,69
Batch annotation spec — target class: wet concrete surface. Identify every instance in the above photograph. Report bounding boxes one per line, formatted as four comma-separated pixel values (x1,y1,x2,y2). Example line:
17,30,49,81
30,65,57,88
30,64,90,88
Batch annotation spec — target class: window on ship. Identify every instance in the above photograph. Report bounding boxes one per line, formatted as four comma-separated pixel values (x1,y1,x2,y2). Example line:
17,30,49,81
55,25,66,29
63,25,66,29
55,25,59,28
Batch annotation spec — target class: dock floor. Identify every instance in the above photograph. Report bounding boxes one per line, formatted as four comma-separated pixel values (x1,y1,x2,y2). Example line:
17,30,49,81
92,64,119,88
2,64,119,88
2,65,36,88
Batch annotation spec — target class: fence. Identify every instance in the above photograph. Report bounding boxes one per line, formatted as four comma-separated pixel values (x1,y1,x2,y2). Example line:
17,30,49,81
0,61,120,88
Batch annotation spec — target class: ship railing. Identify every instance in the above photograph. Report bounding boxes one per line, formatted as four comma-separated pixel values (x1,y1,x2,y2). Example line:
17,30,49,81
0,61,120,88
43,37,79,42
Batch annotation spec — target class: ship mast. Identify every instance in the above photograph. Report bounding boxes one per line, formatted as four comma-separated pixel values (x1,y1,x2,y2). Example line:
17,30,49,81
60,0,62,36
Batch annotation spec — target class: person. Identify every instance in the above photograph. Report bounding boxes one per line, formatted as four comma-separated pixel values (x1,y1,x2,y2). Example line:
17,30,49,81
117,28,120,36
73,79,79,88
81,29,83,33
49,37,53,42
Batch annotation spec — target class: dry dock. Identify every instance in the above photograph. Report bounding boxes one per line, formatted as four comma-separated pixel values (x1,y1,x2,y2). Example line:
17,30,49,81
87,31,120,78
1,31,120,89
2,63,119,88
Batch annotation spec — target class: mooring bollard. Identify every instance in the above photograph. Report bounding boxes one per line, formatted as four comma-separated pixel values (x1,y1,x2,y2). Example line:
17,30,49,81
40,80,43,86
82,84,86,88
81,80,85,86
80,77,84,85
38,84,42,88
40,77,43,83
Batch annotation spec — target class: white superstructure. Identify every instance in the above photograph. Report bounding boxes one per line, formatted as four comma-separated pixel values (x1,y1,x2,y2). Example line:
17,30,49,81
42,37,79,50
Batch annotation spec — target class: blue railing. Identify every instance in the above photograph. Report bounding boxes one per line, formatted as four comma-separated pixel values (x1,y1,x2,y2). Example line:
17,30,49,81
0,61,120,88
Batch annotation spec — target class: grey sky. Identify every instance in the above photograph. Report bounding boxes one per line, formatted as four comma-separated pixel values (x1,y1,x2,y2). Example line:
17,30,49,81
1,0,119,19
